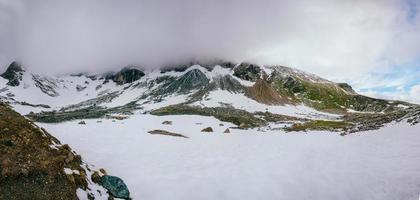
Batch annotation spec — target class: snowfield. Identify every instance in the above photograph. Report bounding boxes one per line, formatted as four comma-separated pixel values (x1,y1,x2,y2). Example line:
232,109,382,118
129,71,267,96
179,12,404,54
39,114,420,200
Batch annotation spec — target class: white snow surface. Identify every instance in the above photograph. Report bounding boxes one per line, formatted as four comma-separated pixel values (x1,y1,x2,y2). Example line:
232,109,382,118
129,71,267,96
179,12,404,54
39,114,420,200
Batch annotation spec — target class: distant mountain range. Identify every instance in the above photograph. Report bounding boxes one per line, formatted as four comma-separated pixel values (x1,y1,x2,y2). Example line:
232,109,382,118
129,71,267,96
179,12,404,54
1,61,419,133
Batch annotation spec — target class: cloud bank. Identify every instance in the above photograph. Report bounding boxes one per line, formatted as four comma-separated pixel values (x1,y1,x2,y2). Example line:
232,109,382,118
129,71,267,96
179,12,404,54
0,0,419,102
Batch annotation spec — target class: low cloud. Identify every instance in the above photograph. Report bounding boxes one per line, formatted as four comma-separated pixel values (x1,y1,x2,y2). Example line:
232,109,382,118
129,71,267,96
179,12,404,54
0,0,419,101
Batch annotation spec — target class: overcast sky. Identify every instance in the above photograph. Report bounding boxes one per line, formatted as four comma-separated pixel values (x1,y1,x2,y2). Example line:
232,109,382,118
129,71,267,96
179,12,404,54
0,0,419,103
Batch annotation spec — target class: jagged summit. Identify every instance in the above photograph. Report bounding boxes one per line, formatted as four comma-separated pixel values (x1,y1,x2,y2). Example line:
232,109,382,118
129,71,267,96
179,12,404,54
1,62,25,86
104,66,145,85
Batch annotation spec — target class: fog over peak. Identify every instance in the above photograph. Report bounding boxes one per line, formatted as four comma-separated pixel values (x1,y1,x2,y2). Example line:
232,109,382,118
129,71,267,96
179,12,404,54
0,0,420,102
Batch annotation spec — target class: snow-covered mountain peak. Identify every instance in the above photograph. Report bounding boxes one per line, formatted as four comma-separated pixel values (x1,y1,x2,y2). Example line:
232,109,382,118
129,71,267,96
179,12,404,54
1,61,418,133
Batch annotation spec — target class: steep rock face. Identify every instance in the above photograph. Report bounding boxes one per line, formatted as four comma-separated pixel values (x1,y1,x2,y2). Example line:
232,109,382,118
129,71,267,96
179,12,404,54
0,62,24,86
211,75,245,93
0,102,129,199
160,69,209,95
32,74,60,97
233,63,261,81
0,102,87,199
106,67,145,85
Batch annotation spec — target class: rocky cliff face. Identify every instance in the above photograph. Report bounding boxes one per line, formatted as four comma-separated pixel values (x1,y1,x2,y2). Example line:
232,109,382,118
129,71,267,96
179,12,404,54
0,62,24,86
0,102,88,199
105,67,145,85
0,102,129,199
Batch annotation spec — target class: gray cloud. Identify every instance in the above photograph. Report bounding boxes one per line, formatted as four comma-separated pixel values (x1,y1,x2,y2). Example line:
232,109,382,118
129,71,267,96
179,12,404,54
0,0,419,85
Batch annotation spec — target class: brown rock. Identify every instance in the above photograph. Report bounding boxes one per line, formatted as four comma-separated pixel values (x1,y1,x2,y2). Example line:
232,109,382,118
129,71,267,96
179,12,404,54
148,130,189,138
65,152,74,164
223,128,230,133
201,127,213,132
91,171,101,184
162,121,172,125
99,168,107,175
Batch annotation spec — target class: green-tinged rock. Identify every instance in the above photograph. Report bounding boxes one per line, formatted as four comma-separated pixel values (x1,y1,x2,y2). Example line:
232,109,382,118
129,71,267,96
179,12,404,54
101,175,130,199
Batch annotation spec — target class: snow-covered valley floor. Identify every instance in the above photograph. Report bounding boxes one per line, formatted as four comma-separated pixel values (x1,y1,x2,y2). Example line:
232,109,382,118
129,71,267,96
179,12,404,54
39,114,420,200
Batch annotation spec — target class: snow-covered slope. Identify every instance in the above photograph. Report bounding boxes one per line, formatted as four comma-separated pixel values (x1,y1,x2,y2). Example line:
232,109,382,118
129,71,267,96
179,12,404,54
39,113,420,200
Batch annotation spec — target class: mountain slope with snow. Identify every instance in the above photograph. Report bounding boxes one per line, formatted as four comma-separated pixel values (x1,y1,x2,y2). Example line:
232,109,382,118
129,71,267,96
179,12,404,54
0,61,418,132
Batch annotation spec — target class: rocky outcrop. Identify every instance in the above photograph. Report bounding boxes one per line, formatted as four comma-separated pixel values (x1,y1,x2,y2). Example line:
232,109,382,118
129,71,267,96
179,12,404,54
1,62,24,86
159,69,209,95
32,74,60,97
0,102,130,199
106,67,145,85
337,83,356,94
233,63,261,81
0,102,87,199
211,75,245,93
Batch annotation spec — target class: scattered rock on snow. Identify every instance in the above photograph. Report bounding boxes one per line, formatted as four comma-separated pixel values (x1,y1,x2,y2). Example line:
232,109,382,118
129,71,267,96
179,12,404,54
78,121,86,125
162,120,172,125
148,130,189,138
100,175,130,199
224,128,231,133
201,127,214,132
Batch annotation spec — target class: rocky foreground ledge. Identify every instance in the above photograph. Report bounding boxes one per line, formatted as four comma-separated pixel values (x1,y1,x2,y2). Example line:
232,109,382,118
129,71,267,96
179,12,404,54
0,102,130,200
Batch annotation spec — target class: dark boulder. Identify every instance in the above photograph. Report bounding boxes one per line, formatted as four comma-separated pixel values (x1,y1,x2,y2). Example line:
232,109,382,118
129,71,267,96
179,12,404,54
106,67,145,85
100,175,130,199
1,62,24,86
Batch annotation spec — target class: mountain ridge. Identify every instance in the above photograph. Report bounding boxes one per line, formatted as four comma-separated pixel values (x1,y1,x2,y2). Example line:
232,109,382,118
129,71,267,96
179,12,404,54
1,61,418,133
